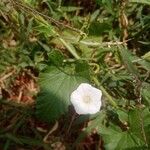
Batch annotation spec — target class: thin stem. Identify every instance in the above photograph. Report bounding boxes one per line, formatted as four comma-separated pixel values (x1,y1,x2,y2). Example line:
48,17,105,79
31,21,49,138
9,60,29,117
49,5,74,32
93,77,118,108
58,36,80,59
66,112,76,136
43,121,59,143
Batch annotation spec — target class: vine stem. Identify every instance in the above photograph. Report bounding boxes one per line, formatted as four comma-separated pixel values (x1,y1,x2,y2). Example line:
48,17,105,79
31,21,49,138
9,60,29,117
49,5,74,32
66,112,76,136
92,77,118,108
58,36,80,59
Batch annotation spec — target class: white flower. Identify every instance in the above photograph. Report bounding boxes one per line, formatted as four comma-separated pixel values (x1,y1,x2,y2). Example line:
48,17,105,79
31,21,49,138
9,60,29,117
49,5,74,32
70,83,102,115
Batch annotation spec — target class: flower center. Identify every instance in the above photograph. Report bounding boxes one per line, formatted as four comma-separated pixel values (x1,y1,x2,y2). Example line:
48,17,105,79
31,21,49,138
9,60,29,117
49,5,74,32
83,95,91,104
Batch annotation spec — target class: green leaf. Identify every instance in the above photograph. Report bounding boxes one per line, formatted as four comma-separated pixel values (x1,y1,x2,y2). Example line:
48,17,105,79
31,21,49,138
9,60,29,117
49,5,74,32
89,21,111,36
128,108,150,146
129,0,150,5
128,109,143,137
78,107,149,150
101,130,145,150
96,0,116,15
61,6,82,12
142,83,150,106
75,60,90,80
143,108,150,143
36,66,88,122
116,109,128,122
76,110,145,149
119,47,139,77
34,21,54,38
98,122,146,150
137,59,150,70
90,9,100,22
142,51,150,61
38,41,51,52
78,43,93,58
48,50,64,66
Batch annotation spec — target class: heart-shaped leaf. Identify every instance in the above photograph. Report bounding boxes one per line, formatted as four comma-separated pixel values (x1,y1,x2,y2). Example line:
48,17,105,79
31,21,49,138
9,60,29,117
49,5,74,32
36,66,88,122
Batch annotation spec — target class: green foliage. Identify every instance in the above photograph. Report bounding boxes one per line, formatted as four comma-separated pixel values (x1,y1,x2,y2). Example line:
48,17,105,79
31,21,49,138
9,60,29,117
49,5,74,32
36,66,88,122
129,0,150,5
142,51,150,61
79,108,150,149
0,0,150,149
119,46,139,77
142,83,150,106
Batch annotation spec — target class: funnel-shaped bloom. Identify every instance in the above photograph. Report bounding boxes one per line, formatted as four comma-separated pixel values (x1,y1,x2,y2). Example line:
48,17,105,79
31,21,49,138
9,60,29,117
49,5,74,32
70,83,102,115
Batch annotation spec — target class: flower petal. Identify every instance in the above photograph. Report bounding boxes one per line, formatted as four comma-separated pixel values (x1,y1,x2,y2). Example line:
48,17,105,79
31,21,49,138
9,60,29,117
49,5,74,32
70,83,102,115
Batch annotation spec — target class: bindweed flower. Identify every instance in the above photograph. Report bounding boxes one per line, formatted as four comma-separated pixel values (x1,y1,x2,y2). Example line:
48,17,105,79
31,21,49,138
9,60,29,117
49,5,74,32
70,83,102,115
